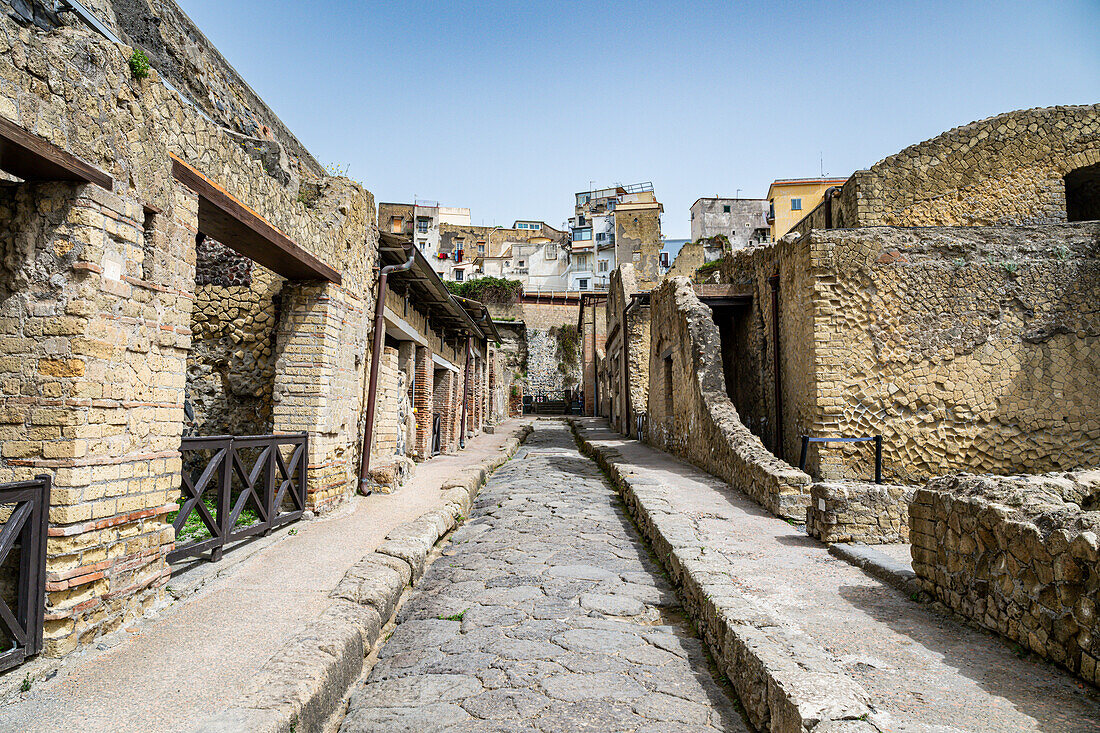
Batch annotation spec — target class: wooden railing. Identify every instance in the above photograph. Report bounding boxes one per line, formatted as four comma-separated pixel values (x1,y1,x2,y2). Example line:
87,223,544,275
0,475,50,672
170,434,308,563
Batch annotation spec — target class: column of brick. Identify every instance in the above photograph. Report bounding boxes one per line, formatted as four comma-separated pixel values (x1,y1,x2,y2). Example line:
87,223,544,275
413,346,433,458
488,351,497,423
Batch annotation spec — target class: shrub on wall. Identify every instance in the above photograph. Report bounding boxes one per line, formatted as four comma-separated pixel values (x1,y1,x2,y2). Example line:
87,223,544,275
445,276,522,304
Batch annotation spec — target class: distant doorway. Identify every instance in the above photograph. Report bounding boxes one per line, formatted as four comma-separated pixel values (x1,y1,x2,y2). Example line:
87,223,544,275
1065,162,1100,222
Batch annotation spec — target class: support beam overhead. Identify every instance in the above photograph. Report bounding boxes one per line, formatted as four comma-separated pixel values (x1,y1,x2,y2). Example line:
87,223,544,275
0,115,113,190
170,154,340,283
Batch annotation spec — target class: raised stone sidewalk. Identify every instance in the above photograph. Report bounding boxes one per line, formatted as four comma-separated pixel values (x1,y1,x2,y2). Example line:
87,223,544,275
570,418,1100,732
0,421,531,733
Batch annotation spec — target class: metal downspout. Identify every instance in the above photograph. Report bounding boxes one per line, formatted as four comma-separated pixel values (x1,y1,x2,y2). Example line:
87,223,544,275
358,245,414,492
823,186,842,229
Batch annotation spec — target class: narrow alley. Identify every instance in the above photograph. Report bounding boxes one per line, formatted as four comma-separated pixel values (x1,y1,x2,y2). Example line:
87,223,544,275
340,421,746,732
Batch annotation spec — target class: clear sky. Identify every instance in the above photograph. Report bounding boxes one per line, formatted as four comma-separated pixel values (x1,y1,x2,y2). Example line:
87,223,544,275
177,0,1099,239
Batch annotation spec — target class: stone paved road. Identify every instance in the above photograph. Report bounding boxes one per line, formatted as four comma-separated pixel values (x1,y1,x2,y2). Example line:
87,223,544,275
341,420,745,732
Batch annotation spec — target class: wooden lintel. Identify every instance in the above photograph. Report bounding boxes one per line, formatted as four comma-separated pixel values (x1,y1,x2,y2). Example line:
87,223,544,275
0,116,113,190
170,154,340,284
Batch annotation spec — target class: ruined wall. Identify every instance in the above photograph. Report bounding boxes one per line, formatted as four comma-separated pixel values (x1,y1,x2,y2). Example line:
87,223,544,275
911,471,1100,685
615,205,663,285
806,482,915,544
646,278,811,519
667,239,704,278
0,13,377,654
807,224,1100,482
494,321,527,420
186,248,281,437
488,300,580,397
605,265,649,435
794,104,1100,237
60,0,327,180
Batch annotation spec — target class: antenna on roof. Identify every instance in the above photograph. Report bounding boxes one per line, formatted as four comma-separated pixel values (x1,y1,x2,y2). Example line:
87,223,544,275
819,152,824,177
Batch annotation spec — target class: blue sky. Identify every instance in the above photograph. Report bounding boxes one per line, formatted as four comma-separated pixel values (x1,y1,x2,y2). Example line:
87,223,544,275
178,0,1099,239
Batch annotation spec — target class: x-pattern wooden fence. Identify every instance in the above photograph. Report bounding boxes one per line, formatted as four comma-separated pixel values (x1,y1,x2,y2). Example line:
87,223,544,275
170,433,308,563
0,475,50,672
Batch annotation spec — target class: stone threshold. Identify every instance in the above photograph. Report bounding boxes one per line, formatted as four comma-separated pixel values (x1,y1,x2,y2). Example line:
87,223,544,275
192,422,534,733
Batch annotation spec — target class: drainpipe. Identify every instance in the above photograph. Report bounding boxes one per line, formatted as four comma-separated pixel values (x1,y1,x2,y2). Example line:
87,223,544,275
358,244,414,493
768,275,783,460
823,186,842,229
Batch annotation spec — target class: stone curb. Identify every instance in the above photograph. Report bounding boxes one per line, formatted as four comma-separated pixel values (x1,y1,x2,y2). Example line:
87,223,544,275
192,422,533,733
568,419,881,733
827,543,923,599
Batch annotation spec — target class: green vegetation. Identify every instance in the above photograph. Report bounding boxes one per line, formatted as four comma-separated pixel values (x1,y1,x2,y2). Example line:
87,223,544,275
438,609,470,622
20,673,31,693
695,256,727,277
167,493,259,544
445,276,522,304
553,324,580,370
129,49,150,79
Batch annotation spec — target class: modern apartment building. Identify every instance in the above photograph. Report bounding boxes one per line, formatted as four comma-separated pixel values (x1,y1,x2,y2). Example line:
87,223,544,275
569,182,664,288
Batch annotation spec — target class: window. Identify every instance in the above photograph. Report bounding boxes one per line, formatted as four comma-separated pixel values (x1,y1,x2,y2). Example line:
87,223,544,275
416,217,429,233
578,278,589,290
577,214,586,226
598,260,609,272
723,205,731,213
417,239,427,251
607,199,616,211
577,193,591,206
390,216,403,233
517,260,525,267
477,243,485,254
596,232,606,242
529,222,541,230
573,228,592,242
659,252,669,268
546,244,558,260
791,198,802,211
455,269,464,281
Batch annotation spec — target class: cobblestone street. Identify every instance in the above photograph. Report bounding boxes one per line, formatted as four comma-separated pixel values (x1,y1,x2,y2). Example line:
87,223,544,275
341,420,745,732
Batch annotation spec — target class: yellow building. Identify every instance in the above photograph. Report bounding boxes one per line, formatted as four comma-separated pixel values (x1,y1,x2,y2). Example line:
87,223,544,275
766,177,848,239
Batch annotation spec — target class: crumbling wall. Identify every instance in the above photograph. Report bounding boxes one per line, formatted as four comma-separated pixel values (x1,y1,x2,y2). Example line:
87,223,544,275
911,470,1100,685
186,246,281,437
793,104,1100,236
806,482,915,544
807,223,1100,482
0,13,378,655
646,277,811,519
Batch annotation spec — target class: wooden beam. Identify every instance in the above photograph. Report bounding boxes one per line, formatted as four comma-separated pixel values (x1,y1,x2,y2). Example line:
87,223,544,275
0,116,112,190
170,154,340,284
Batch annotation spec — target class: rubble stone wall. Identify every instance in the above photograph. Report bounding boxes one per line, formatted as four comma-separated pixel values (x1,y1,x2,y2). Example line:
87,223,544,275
910,471,1100,685
806,481,915,544
604,265,649,435
806,224,1100,482
0,13,377,654
793,104,1100,236
646,277,811,519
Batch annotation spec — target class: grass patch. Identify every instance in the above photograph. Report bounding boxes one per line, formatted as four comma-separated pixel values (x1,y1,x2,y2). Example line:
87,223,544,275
438,609,470,622
166,493,260,544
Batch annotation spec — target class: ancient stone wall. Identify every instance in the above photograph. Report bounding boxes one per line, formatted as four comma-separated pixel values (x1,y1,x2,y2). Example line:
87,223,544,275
488,300,580,398
910,471,1100,685
792,104,1100,237
493,322,526,420
667,239,704,278
0,13,378,654
806,224,1100,482
806,482,914,544
604,265,649,435
55,0,327,180
646,277,811,519
615,205,663,284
